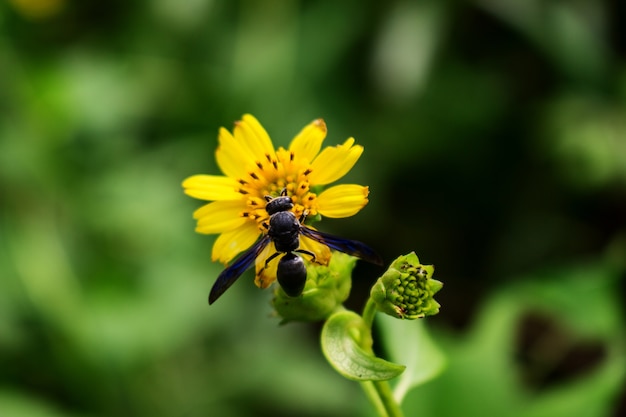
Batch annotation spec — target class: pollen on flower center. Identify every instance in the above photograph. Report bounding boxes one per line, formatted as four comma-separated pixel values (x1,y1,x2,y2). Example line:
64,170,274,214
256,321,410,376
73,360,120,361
236,146,319,231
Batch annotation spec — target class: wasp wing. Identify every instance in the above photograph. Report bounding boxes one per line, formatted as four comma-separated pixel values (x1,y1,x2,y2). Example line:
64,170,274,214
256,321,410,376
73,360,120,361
209,235,271,304
300,226,383,266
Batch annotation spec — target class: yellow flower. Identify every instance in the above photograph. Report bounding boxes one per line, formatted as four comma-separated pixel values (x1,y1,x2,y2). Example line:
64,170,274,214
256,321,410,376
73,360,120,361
182,114,370,289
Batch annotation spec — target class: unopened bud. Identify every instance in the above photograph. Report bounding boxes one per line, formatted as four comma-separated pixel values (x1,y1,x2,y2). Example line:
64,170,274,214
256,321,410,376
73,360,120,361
370,252,442,319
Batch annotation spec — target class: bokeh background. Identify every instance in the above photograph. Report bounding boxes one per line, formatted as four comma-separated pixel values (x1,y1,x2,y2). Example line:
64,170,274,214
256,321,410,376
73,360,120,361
1,0,625,416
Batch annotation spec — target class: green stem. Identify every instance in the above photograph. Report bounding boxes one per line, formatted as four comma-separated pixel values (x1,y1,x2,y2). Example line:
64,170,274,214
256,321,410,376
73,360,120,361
373,380,404,417
362,297,378,329
360,381,390,417
359,298,405,417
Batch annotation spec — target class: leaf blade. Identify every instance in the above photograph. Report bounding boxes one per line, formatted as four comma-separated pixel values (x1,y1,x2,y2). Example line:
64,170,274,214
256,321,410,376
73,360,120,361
321,310,406,381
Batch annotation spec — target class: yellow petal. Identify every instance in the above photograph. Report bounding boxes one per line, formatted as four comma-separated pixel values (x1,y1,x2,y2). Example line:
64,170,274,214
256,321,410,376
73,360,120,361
215,127,256,179
255,242,278,288
234,114,276,162
316,184,369,218
193,200,248,234
300,234,332,265
212,221,261,264
308,138,364,185
288,119,327,164
182,175,242,201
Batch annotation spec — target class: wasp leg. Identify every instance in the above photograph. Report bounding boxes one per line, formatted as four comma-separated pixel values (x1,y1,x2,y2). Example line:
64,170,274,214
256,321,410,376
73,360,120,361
294,249,317,263
264,251,282,269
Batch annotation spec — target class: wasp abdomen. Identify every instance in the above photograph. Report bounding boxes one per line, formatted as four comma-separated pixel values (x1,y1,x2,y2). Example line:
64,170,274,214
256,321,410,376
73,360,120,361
277,253,307,297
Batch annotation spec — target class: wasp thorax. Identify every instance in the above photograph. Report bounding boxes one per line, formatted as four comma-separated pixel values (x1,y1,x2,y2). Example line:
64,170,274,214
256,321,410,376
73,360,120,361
268,211,300,253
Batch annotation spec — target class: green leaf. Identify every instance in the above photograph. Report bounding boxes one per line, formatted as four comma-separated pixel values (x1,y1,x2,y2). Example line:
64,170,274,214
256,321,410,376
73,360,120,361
321,310,406,381
377,315,446,402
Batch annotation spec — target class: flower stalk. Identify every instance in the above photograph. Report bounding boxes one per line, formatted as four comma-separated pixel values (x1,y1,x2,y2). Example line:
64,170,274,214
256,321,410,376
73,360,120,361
360,298,406,417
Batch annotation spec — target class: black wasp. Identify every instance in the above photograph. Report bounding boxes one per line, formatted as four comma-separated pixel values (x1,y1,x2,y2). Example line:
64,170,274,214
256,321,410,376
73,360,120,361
208,190,383,304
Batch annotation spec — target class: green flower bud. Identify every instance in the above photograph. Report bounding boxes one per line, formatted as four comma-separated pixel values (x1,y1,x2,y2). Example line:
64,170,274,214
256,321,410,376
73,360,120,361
370,252,442,319
272,252,356,323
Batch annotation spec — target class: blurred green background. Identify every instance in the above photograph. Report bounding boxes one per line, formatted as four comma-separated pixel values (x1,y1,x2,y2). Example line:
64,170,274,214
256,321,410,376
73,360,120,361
1,0,625,416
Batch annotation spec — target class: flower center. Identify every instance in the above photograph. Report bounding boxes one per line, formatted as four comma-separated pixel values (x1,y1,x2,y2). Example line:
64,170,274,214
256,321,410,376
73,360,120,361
236,147,318,231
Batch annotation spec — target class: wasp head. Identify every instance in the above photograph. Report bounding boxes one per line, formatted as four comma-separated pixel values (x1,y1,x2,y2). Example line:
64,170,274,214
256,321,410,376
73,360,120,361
265,195,294,215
